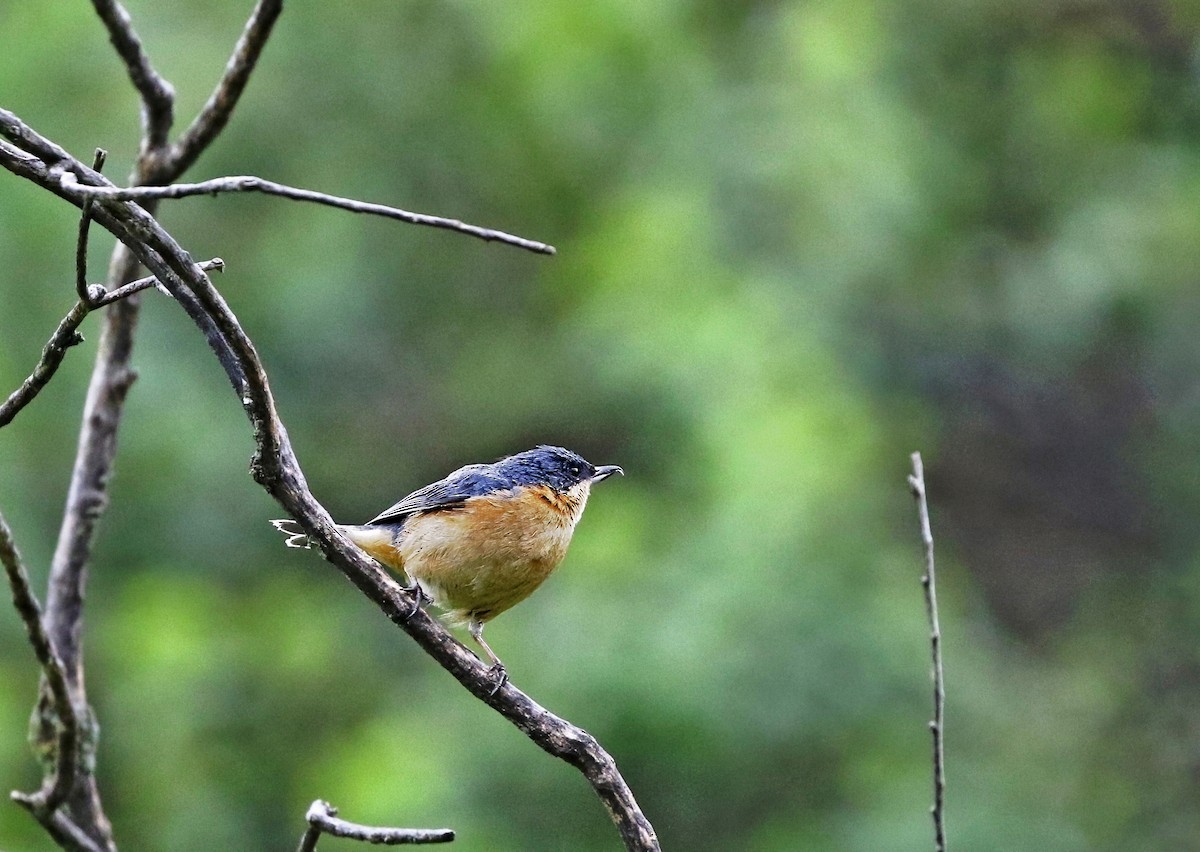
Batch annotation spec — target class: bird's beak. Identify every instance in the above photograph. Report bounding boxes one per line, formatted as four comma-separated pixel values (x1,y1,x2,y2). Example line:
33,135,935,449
592,464,624,482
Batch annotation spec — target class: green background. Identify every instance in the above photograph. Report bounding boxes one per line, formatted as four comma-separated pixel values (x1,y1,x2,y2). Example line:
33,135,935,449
3,1,1200,849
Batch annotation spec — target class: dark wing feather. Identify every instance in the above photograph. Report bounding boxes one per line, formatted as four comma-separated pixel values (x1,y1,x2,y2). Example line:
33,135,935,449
365,463,510,525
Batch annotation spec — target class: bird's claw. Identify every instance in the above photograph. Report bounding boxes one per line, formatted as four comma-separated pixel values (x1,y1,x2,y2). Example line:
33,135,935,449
403,583,425,619
486,662,508,696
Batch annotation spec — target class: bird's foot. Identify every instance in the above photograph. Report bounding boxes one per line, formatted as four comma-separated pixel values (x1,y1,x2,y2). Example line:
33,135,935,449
486,662,508,696
403,583,425,619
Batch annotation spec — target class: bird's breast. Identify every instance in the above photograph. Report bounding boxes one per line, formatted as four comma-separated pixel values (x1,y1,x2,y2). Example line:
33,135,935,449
396,481,592,620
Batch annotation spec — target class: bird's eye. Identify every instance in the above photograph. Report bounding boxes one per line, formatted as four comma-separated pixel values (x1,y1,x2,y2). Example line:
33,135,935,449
570,466,580,476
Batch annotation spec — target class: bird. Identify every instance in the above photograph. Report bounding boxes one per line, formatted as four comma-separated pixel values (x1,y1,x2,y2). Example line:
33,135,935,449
271,445,623,685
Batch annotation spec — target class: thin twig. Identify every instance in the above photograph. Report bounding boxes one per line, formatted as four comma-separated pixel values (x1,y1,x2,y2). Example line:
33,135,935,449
74,149,107,304
0,511,79,817
0,259,224,429
170,0,283,175
89,0,175,150
0,302,89,429
98,257,224,306
63,175,557,255
0,109,555,257
296,800,454,850
908,452,946,852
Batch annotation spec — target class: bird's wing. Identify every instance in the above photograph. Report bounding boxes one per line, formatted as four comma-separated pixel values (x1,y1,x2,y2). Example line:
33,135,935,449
365,463,510,525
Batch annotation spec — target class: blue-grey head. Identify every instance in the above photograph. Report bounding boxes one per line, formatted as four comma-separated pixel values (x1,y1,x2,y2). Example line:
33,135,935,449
499,445,623,492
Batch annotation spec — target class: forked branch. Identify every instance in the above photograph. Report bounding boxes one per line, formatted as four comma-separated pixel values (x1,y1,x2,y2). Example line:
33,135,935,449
2,2,285,849
0,259,224,429
0,112,659,852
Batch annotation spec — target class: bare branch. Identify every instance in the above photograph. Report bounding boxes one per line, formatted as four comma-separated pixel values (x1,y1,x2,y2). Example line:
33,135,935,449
0,512,80,819
908,452,947,852
0,112,658,852
170,0,283,174
2,109,555,258
296,800,454,850
2,2,283,847
0,259,224,429
33,294,133,850
74,149,108,304
89,0,175,150
63,175,557,255
98,257,224,306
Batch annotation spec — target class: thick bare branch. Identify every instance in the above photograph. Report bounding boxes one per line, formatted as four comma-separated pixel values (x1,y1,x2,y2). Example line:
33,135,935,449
0,113,658,852
170,0,283,174
63,174,557,255
296,800,454,850
908,452,947,852
34,295,135,850
3,114,146,849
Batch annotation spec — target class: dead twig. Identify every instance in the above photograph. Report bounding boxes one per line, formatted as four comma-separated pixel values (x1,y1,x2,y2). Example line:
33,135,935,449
296,800,454,850
908,452,947,852
0,259,224,429
60,174,556,255
1,301,90,429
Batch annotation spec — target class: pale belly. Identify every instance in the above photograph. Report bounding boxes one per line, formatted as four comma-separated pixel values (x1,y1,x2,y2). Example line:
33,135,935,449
401,497,578,622
343,484,589,623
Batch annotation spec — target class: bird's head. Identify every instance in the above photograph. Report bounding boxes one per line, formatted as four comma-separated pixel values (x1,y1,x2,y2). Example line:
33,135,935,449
501,445,623,493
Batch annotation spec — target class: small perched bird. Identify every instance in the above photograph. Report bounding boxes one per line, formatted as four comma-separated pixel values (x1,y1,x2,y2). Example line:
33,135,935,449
271,446,623,682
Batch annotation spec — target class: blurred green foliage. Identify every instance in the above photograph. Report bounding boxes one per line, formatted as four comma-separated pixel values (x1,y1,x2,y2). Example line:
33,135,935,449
3,0,1200,849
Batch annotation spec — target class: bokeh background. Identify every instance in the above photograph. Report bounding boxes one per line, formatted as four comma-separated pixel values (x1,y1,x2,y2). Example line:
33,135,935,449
3,0,1200,849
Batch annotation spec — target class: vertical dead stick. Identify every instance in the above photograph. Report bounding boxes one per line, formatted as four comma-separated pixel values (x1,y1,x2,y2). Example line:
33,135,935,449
908,452,946,852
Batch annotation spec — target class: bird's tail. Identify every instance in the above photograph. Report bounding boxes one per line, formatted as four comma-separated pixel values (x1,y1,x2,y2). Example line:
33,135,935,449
270,518,313,549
